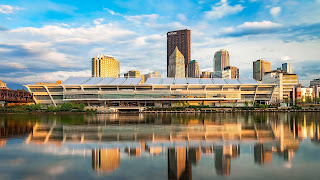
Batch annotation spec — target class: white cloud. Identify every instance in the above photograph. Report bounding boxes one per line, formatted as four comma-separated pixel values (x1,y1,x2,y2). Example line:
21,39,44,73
177,14,187,22
281,56,291,61
204,0,244,19
0,5,22,14
103,8,122,16
238,20,282,30
124,14,159,25
270,7,281,17
93,18,104,25
3,70,91,84
8,62,27,69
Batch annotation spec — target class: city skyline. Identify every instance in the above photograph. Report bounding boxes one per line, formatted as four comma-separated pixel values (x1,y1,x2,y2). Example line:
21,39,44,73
0,0,320,89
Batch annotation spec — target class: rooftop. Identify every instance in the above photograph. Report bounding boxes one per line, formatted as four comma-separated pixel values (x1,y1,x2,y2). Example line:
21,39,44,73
27,77,261,86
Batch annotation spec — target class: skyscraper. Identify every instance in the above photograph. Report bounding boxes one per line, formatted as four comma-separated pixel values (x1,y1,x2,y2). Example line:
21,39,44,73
167,29,191,77
214,49,230,72
187,60,200,78
92,54,120,78
282,63,294,74
224,66,239,79
253,59,271,81
168,47,185,78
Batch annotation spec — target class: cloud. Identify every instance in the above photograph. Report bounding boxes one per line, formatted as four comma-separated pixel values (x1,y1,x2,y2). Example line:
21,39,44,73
93,18,104,25
8,62,27,69
222,21,283,37
2,70,91,84
0,26,7,31
281,56,291,61
270,7,281,17
0,5,22,14
177,14,187,21
124,14,159,25
103,8,122,16
204,0,244,19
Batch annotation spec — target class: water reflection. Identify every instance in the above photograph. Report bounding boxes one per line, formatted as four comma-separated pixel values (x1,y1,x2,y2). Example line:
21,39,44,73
0,112,320,179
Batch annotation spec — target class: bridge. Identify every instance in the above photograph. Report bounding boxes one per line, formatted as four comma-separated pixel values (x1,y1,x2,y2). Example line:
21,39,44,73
0,88,33,103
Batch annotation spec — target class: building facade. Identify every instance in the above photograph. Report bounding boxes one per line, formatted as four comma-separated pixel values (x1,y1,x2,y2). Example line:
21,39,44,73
167,29,191,77
168,47,185,78
253,60,271,81
282,63,294,74
187,60,200,78
201,71,212,78
212,70,231,79
224,66,239,79
92,54,120,78
296,87,313,102
124,70,141,78
262,70,298,105
310,78,320,98
214,49,229,72
25,77,275,108
143,71,162,80
0,80,8,90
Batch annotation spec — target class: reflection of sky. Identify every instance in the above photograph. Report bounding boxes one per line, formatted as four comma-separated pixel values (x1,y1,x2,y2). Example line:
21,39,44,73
1,140,320,180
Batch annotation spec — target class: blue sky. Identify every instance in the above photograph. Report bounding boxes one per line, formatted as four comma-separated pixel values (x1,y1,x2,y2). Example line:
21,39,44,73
0,0,320,88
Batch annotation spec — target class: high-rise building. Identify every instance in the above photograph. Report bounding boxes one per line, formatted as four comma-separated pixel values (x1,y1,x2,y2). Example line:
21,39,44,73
92,54,120,78
282,63,294,74
201,71,212,78
187,60,200,78
214,49,229,72
253,59,271,81
124,70,141,78
167,29,191,77
224,66,239,79
168,47,185,78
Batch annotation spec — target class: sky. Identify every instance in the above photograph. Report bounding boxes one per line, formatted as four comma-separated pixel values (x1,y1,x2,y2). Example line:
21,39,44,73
0,0,320,89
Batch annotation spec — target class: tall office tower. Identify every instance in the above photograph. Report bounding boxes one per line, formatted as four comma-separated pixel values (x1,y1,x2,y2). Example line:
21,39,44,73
187,60,200,78
167,29,191,77
124,70,141,78
168,47,185,78
92,54,120,78
253,59,271,81
224,66,239,79
214,49,230,72
282,63,294,74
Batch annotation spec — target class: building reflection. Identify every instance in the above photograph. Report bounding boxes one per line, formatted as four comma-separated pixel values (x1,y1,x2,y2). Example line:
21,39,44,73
23,113,320,177
92,148,120,174
215,145,240,176
168,147,192,180
254,143,272,165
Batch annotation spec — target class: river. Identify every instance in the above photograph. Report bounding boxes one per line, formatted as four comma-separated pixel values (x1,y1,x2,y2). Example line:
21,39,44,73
0,112,319,179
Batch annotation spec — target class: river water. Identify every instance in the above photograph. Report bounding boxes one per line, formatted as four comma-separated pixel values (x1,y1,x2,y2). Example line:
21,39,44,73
0,112,320,180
